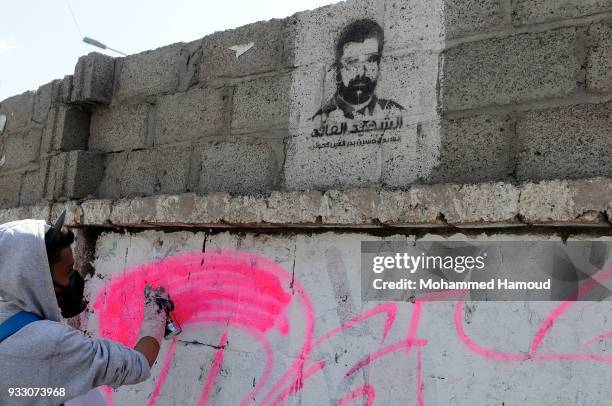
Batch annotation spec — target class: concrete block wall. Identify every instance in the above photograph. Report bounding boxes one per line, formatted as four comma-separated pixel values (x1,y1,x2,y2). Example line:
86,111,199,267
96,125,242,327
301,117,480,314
436,1,612,183
1,176,611,404
1,0,611,209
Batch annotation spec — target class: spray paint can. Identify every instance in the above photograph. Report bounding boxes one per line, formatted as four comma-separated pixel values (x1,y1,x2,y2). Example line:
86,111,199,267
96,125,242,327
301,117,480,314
164,310,182,339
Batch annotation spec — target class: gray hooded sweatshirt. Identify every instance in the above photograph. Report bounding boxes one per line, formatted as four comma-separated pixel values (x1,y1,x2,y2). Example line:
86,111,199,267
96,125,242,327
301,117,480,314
0,220,151,405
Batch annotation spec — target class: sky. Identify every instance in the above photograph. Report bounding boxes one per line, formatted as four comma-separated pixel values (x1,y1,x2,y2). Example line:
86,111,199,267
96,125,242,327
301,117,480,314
0,0,342,101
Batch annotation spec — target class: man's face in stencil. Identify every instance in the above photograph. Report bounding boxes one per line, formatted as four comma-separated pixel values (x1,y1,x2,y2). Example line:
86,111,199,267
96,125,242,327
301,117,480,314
337,37,381,105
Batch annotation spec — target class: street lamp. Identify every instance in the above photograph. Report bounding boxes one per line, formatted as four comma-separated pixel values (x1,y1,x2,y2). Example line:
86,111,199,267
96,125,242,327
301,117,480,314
82,37,127,56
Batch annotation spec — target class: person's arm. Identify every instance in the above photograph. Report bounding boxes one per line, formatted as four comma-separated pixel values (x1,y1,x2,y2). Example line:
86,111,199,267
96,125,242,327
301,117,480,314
134,336,160,367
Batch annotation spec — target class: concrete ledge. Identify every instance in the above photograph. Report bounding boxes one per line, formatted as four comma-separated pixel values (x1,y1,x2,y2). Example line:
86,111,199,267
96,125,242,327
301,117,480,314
1,178,610,229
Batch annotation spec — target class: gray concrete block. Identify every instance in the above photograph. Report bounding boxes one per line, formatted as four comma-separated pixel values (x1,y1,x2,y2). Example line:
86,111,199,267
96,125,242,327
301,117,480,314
71,52,115,105
231,74,291,133
587,22,612,94
441,28,579,111
154,86,228,145
0,173,21,209
0,92,34,132
284,123,420,191
294,51,439,130
515,102,612,180
97,146,190,198
44,155,62,201
64,151,105,199
46,151,105,200
20,168,45,206
444,0,508,39
40,108,58,155
0,126,43,170
286,0,385,67
384,0,444,49
89,102,148,152
376,52,439,118
199,20,284,84
511,0,612,26
42,105,91,152
288,65,325,131
197,137,283,194
178,39,203,91
381,120,442,188
33,81,53,124
57,106,90,151
113,43,182,101
51,76,73,104
428,115,513,183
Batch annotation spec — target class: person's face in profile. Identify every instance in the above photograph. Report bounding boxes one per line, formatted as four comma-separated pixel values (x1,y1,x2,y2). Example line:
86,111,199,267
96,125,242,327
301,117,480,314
338,37,381,105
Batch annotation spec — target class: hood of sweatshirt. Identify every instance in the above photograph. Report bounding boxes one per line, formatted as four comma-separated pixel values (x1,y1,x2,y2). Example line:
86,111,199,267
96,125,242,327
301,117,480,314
0,219,62,323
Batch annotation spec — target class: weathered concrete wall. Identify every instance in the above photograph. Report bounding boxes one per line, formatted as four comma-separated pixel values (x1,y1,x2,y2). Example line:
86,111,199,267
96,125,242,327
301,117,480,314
1,0,611,208
78,231,612,405
1,0,611,404
1,178,611,404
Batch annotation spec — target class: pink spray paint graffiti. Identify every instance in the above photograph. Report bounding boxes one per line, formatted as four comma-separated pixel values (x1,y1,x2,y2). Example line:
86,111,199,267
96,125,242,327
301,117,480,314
454,268,612,364
93,249,426,405
92,249,612,405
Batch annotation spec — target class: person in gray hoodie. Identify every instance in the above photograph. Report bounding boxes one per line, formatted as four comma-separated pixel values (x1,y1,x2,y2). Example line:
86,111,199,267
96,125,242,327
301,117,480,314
0,218,169,405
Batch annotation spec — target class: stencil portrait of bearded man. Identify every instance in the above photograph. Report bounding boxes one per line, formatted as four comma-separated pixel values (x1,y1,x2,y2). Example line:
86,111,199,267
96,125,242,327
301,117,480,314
313,19,405,121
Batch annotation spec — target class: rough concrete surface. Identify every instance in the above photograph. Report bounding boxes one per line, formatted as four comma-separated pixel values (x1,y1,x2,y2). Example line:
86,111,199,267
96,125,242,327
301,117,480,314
74,230,612,405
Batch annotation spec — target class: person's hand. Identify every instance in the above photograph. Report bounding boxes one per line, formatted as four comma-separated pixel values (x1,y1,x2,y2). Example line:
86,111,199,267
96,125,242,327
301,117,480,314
137,284,169,346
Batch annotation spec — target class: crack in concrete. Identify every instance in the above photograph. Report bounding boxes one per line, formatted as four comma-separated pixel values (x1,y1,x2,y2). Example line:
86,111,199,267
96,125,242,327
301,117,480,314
178,339,226,350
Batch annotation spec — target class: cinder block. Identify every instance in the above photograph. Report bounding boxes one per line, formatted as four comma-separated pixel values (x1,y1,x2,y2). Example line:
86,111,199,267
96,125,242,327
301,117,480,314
55,106,91,151
444,0,508,39
515,102,612,180
64,151,105,199
231,74,291,133
113,43,182,101
33,81,53,124
154,86,228,145
382,120,442,187
374,52,439,118
441,28,579,111
427,114,513,183
46,151,105,200
511,0,612,26
42,105,91,153
0,92,34,132
285,0,385,67
20,168,45,206
299,52,439,131
89,102,148,152
0,126,43,170
97,146,190,198
51,76,73,104
384,0,444,49
587,22,612,94
284,125,412,191
197,137,284,194
199,20,284,84
178,39,203,91
0,173,21,209
71,52,115,105
288,65,325,131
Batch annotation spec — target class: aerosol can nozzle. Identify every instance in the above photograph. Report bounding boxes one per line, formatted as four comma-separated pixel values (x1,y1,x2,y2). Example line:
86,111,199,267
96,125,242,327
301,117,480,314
154,294,182,339
164,310,182,339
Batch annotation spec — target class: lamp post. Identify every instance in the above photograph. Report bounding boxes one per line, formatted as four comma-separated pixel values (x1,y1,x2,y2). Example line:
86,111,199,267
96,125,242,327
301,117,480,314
82,37,127,56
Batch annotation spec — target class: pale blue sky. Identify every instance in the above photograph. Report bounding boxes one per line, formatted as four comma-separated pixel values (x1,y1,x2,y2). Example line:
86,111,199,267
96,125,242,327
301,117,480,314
0,0,341,100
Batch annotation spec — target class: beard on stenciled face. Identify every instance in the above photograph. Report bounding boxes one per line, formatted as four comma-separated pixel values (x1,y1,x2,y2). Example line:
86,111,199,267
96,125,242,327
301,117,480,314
337,37,381,106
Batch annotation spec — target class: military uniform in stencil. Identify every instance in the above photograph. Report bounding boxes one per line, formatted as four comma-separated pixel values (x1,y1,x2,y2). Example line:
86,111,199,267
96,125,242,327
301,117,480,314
311,19,405,150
